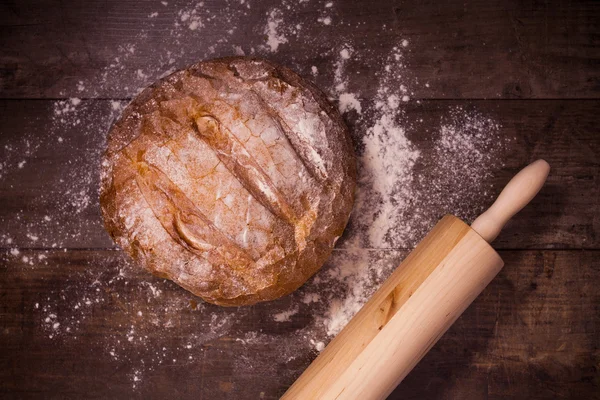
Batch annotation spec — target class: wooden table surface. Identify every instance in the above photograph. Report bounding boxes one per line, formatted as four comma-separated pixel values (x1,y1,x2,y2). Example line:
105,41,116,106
1,0,599,399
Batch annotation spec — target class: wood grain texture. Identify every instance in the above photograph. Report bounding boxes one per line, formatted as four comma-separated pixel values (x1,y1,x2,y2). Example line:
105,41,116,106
0,0,598,99
1,0,599,398
395,0,600,99
0,99,598,250
1,249,598,399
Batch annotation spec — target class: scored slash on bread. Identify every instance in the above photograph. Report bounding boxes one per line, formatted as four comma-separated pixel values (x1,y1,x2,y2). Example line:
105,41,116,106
194,113,299,225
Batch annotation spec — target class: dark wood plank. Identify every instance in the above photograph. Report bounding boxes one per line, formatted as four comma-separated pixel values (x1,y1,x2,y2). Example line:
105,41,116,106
397,0,600,100
0,99,597,250
0,100,117,249
409,100,600,251
0,0,598,99
395,250,600,400
1,249,598,399
0,248,406,399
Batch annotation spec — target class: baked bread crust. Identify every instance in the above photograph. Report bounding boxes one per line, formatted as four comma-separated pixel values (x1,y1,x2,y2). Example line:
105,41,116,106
100,57,356,306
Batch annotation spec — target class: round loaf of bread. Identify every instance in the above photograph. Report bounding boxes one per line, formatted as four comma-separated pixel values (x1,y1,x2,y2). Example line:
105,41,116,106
100,57,356,306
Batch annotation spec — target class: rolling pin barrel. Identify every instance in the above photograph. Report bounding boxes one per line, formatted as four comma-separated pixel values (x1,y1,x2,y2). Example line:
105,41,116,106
283,216,502,399
282,160,550,400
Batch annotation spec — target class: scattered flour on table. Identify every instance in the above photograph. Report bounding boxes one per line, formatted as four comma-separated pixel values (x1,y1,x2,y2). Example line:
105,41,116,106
272,306,299,322
0,0,508,391
264,9,288,52
317,16,332,25
338,92,362,115
178,3,204,31
17,252,239,389
310,339,325,352
357,59,421,248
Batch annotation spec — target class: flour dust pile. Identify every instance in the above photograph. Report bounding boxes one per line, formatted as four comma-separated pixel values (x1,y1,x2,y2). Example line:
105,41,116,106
0,0,508,391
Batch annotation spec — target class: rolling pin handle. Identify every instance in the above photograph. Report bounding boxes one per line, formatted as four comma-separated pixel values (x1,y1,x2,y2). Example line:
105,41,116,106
471,159,550,243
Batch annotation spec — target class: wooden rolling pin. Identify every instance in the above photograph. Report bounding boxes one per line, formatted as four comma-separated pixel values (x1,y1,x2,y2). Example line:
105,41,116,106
282,160,550,400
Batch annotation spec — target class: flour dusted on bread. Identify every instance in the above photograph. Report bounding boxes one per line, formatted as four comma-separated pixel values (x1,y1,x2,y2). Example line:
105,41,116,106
100,57,356,306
